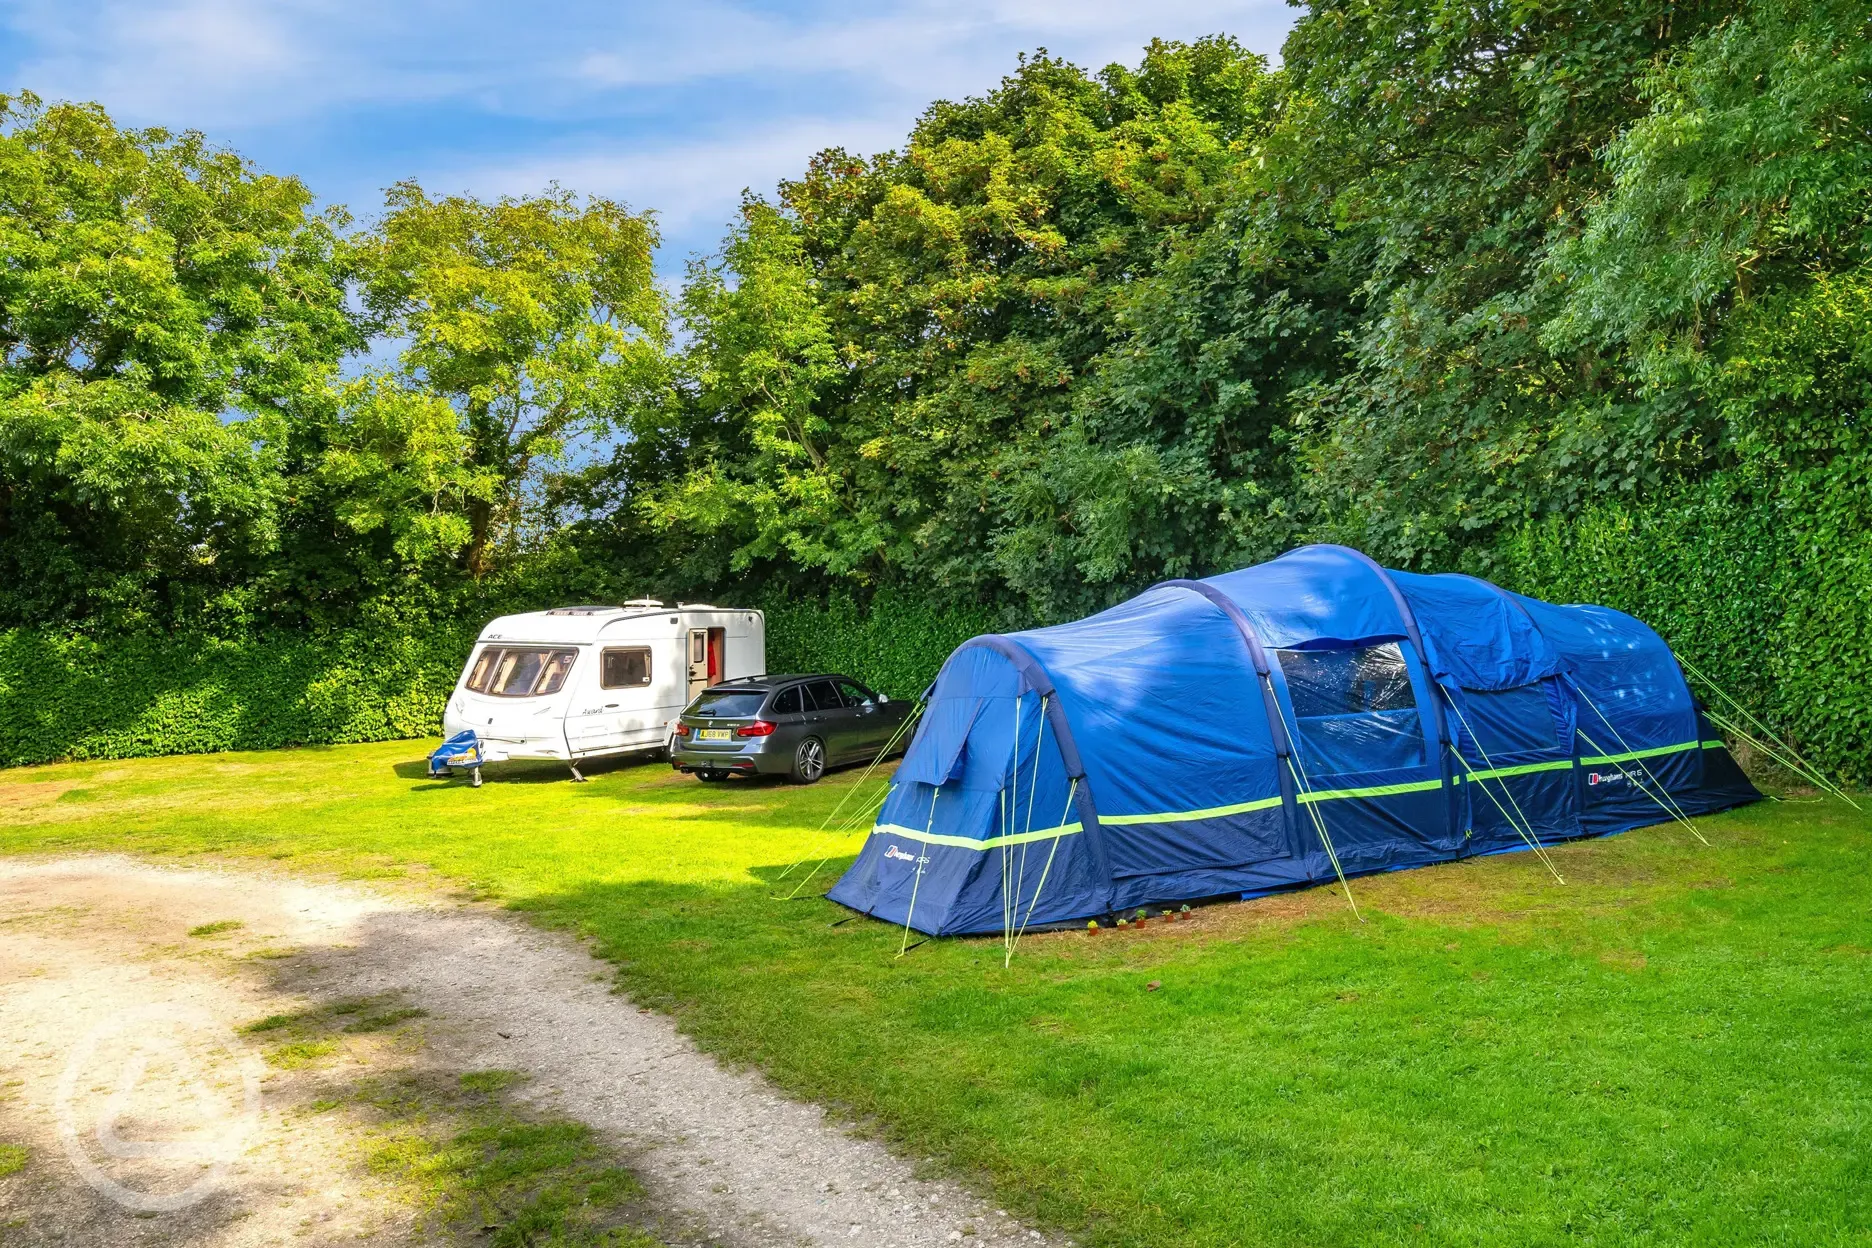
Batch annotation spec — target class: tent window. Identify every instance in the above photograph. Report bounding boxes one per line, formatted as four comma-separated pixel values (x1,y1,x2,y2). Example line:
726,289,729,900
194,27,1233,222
600,647,652,688
1461,681,1566,756
466,646,578,697
1275,642,1425,774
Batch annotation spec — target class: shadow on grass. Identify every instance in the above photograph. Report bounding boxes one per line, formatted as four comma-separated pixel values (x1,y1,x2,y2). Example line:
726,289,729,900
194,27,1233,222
390,752,669,785
241,932,668,1246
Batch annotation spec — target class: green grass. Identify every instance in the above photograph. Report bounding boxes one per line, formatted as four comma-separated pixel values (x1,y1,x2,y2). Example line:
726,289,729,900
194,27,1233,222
186,918,244,937
2,742,1868,1245
0,1144,25,1179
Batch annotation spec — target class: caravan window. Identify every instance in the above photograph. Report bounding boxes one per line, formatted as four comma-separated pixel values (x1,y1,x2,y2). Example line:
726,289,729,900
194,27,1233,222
1275,642,1426,774
600,647,652,688
466,647,579,697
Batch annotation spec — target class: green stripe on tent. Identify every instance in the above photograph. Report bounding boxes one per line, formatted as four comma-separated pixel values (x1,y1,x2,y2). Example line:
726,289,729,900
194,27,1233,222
1101,795,1284,826
872,738,1713,853
1461,758,1576,782
875,778,1445,853
1298,778,1446,804
872,822,1084,850
1580,739,1701,766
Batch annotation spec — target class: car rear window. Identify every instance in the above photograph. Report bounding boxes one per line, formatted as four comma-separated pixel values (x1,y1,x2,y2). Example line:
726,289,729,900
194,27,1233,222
466,647,578,697
691,690,766,717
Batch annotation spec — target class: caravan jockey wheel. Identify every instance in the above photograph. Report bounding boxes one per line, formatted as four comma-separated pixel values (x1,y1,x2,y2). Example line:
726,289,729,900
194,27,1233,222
471,767,483,788
789,736,826,785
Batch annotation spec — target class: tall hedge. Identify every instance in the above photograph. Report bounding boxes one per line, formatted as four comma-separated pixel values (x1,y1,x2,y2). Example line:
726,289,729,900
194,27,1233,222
0,623,478,767
1,509,1866,783
759,590,1006,701
0,592,1007,767
1491,464,1872,786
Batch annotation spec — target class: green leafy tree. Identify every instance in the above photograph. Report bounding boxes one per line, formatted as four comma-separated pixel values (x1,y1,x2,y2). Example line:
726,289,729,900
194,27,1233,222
0,91,353,625
1268,0,1741,567
350,183,668,578
621,38,1276,605
630,200,863,589
314,375,502,567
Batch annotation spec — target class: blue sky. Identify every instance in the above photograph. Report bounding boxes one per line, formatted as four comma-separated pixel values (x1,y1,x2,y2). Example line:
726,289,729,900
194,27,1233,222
1,0,1296,273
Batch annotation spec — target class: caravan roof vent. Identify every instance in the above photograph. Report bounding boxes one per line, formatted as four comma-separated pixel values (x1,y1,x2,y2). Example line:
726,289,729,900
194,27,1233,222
545,605,624,616
622,598,665,609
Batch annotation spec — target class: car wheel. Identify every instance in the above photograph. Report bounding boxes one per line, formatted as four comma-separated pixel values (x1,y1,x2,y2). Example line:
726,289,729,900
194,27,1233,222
788,736,826,784
696,770,727,783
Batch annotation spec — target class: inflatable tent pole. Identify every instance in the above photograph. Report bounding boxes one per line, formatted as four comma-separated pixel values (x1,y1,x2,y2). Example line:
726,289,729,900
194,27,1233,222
1149,580,1307,893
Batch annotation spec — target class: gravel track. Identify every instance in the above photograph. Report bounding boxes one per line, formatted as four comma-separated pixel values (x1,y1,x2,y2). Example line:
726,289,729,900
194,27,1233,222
0,857,1064,1248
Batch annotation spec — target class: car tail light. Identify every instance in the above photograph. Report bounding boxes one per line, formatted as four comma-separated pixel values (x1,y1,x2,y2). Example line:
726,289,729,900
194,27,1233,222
736,720,776,737
673,723,690,736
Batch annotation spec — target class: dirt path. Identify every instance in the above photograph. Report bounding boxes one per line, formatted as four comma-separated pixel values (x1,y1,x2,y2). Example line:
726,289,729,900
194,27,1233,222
0,857,1064,1247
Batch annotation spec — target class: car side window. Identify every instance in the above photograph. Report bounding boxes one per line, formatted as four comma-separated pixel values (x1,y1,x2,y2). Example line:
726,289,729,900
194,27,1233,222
838,679,873,706
772,686,802,715
806,679,844,710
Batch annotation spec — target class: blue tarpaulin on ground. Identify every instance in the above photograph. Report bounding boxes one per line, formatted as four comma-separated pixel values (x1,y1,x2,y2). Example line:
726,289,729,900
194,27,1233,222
828,544,1760,935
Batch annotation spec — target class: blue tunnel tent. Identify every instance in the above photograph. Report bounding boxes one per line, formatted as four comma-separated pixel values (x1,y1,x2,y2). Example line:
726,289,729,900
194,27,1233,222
827,545,1761,937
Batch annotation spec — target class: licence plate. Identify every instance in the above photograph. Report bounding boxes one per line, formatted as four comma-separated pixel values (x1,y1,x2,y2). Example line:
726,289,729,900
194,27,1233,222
697,728,732,742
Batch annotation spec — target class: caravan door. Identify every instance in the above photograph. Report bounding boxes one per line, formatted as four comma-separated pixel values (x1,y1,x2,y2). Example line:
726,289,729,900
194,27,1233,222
686,629,709,701
685,627,725,702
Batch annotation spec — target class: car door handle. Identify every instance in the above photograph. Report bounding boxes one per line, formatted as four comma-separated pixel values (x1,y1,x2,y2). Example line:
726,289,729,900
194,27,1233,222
604,703,619,709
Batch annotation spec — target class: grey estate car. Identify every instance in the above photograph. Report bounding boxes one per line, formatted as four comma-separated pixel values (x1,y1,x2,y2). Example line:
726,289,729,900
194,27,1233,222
669,673,913,783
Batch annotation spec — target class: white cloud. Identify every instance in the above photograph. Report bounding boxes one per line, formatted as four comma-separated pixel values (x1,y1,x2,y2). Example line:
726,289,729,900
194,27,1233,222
427,115,910,245
2,0,1296,268
5,0,1290,130
572,0,1288,95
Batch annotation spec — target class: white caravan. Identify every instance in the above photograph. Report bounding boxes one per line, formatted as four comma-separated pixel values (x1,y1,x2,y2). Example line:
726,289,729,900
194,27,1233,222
441,601,766,780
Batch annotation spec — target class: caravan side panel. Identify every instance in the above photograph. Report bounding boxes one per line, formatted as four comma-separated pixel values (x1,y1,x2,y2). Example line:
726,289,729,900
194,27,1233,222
723,610,766,680
570,619,687,756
